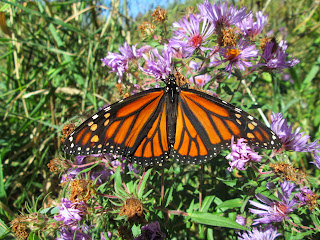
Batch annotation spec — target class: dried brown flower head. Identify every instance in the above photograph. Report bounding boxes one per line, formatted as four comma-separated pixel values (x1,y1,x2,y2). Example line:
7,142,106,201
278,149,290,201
138,21,156,37
151,7,167,23
61,123,76,142
69,179,95,203
218,27,239,47
47,157,70,172
119,198,144,220
270,163,306,182
11,216,29,240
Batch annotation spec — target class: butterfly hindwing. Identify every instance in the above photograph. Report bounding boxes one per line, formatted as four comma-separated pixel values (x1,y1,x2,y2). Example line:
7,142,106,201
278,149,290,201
63,88,169,162
172,88,281,164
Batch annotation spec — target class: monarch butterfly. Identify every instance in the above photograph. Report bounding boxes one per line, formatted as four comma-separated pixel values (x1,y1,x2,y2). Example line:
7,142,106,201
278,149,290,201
63,74,281,166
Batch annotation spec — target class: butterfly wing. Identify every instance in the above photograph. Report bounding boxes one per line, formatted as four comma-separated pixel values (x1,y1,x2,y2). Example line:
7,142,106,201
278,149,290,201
173,88,281,164
63,88,169,165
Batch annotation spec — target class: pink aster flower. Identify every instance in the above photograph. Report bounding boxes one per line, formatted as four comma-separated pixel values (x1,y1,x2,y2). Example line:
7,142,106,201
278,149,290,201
54,198,87,228
226,138,262,171
238,225,281,240
141,45,173,79
271,113,320,153
198,1,249,29
249,181,297,224
257,40,299,72
189,74,211,87
211,39,258,77
237,11,268,38
101,42,150,81
169,14,215,57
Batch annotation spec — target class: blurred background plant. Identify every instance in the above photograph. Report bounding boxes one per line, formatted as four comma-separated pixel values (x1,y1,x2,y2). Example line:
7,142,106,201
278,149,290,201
0,0,320,239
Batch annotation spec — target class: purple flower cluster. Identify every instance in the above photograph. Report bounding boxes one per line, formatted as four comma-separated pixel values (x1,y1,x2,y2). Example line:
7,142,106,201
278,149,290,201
101,1,299,83
226,138,262,171
54,198,87,228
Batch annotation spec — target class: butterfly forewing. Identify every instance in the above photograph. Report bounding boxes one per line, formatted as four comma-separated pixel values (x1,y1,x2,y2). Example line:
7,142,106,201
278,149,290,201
172,88,281,164
63,89,169,162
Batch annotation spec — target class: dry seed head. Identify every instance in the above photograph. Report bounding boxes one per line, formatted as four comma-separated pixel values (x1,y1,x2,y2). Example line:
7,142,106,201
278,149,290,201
69,179,95,203
151,7,167,23
119,198,144,219
138,22,156,36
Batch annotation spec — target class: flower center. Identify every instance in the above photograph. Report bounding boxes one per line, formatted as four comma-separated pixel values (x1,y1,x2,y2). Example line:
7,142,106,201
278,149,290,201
190,34,203,48
275,202,288,215
226,48,241,60
196,77,204,85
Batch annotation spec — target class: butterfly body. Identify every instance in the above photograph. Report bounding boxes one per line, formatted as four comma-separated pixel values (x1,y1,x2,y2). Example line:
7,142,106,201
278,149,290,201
64,74,281,166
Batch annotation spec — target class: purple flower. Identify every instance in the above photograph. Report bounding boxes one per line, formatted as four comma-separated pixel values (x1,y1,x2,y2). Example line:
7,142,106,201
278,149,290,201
57,226,91,240
237,11,268,38
226,138,262,171
198,1,248,29
211,39,258,77
141,45,172,79
134,221,166,240
249,181,297,224
189,74,211,87
101,42,149,80
54,198,87,228
238,225,281,240
271,113,320,152
257,40,299,72
169,14,214,57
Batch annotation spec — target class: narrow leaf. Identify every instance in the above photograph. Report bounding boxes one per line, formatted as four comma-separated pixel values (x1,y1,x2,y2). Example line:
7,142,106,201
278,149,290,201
189,212,247,230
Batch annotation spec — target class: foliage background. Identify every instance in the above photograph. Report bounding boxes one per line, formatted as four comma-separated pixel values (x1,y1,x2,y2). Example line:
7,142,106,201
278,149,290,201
0,0,319,239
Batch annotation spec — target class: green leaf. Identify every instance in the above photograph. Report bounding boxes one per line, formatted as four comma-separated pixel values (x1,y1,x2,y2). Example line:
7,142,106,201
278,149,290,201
39,207,60,215
137,169,152,199
3,0,85,34
217,198,243,210
113,167,127,198
200,196,214,212
0,218,11,237
303,53,320,85
189,212,247,230
131,224,141,237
